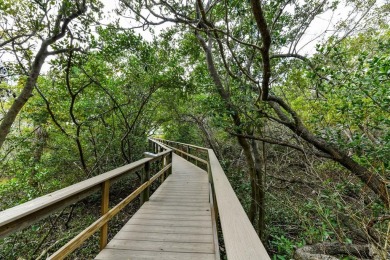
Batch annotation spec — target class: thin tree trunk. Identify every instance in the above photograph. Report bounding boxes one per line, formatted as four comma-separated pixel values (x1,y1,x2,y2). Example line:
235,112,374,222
30,125,48,187
195,30,263,224
249,178,257,223
251,139,265,240
0,47,47,148
0,1,87,150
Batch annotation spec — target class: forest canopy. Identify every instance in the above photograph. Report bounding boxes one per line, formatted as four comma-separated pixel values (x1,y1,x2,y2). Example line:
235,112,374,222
0,0,389,259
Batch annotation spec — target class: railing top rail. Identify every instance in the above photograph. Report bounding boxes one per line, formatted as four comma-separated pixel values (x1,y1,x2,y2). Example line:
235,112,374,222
152,139,208,165
152,137,209,152
0,140,171,238
208,149,269,260
149,138,171,151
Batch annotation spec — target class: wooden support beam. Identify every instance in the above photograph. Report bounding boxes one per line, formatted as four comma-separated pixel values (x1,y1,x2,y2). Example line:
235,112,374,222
99,180,110,250
140,162,151,205
168,151,173,176
162,155,167,182
207,163,212,184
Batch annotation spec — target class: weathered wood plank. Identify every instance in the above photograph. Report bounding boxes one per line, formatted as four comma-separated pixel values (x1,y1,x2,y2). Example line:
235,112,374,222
136,208,211,216
113,231,213,243
131,213,211,221
153,189,208,193
127,218,212,228
150,192,209,198
122,224,213,235
95,249,215,260
105,239,214,253
150,198,208,203
142,204,211,212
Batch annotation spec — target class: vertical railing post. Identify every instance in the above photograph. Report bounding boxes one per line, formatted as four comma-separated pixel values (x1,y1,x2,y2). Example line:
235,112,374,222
140,161,150,205
168,151,172,176
99,180,110,250
162,155,167,182
207,162,212,184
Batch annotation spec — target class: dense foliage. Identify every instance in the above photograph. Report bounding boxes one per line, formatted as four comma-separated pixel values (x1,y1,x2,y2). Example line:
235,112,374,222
0,0,389,259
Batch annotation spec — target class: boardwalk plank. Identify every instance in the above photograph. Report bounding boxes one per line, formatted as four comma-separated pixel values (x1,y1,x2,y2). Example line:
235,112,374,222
105,239,214,253
127,218,212,228
136,209,211,216
142,204,211,212
113,231,213,243
121,224,213,235
95,249,215,260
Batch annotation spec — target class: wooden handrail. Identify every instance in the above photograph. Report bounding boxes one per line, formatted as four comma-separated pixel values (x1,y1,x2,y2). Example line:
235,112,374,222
0,139,172,259
153,137,209,152
152,138,208,167
153,137,270,260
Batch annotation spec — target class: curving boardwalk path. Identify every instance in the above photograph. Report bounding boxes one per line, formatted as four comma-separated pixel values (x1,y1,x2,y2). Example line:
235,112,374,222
95,154,218,260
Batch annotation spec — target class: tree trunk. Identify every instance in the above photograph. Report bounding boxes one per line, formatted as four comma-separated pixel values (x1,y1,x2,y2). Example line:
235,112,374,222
249,178,257,223
251,139,265,240
196,31,266,231
0,46,48,149
0,1,87,150
30,125,48,187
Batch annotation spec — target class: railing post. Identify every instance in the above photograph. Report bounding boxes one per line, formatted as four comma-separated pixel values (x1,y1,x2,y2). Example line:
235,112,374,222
140,162,150,205
99,180,110,250
207,162,212,184
207,159,218,223
168,151,172,176
161,155,167,182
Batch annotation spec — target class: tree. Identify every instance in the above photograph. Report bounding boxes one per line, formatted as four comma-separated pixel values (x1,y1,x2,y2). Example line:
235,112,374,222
122,0,390,210
0,0,100,149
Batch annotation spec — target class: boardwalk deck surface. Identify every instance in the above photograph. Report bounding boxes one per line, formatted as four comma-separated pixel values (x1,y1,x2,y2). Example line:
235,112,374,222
95,154,217,260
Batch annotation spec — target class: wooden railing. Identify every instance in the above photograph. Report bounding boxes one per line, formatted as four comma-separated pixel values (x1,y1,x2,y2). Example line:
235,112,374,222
152,138,270,260
0,139,172,259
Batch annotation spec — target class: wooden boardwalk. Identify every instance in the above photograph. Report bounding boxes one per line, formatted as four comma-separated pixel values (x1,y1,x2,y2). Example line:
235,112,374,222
95,154,218,260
